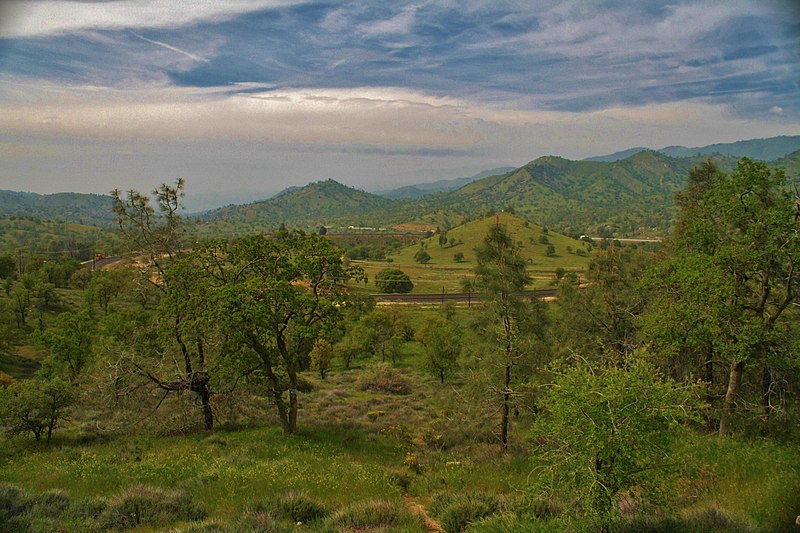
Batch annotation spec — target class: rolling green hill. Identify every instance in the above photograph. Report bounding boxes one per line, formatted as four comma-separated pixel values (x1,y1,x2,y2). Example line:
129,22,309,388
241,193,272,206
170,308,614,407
354,212,592,293
0,190,114,228
200,179,407,235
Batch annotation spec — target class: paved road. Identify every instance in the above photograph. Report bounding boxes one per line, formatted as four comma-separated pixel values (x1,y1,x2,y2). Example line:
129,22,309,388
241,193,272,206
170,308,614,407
375,288,559,304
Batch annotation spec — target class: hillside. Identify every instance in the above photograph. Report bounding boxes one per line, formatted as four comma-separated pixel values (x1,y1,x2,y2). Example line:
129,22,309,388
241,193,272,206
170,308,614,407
393,211,590,267
375,167,515,200
773,149,800,183
416,151,739,237
0,216,120,258
352,212,592,293
200,179,406,235
0,190,115,228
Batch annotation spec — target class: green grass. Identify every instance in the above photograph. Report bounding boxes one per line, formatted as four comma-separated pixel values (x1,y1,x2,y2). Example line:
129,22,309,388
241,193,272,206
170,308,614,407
355,212,591,293
0,345,43,379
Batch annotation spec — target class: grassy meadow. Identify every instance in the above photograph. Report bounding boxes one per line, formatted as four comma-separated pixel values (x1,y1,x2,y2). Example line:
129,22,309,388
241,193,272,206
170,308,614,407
355,213,592,293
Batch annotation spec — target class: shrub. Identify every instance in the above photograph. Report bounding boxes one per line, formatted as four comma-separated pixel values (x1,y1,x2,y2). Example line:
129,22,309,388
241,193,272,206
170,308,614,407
429,492,502,532
375,268,413,293
273,491,328,523
99,485,205,530
0,483,30,525
30,489,71,519
327,499,417,530
356,364,412,395
414,249,431,264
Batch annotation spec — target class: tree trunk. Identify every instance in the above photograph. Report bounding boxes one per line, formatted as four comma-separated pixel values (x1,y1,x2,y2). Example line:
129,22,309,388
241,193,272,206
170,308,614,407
287,370,298,435
761,366,772,420
200,387,214,431
500,351,510,453
719,359,743,436
439,368,445,384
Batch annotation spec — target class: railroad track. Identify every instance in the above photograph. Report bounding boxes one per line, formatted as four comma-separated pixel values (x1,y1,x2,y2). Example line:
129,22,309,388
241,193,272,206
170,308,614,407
374,288,559,303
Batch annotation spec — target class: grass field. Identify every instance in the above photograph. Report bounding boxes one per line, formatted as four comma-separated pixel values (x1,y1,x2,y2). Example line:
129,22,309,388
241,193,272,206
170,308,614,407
354,212,592,293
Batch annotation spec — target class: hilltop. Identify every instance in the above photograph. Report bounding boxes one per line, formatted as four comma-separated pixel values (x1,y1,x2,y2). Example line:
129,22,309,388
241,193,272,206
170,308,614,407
200,179,404,235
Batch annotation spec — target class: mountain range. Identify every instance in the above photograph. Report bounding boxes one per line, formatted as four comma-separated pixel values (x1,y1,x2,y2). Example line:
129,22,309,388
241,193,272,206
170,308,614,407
3,136,799,240
584,135,800,162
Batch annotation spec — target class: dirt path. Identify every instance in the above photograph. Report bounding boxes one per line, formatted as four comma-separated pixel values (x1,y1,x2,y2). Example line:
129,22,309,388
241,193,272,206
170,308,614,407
404,495,445,533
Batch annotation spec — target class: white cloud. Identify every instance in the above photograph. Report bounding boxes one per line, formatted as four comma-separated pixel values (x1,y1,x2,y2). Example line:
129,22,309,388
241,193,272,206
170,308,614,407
357,3,420,35
0,83,797,162
770,105,784,115
0,0,307,38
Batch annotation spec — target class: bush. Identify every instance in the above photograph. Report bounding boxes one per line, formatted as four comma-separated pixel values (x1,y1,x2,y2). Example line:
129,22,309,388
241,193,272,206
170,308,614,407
356,364,412,395
0,483,30,526
429,492,502,532
327,499,417,530
99,485,205,530
375,268,414,293
414,249,431,264
274,491,329,523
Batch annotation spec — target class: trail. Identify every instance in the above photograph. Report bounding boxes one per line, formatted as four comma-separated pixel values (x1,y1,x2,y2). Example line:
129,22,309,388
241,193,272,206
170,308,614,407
404,494,445,533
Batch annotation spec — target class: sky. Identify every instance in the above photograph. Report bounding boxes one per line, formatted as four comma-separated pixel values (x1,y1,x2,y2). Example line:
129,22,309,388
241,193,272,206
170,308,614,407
0,0,798,208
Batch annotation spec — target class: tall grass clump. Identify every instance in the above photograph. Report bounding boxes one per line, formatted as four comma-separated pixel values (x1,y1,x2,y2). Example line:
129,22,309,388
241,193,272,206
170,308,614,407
356,363,412,395
428,492,502,532
99,484,205,530
327,498,420,531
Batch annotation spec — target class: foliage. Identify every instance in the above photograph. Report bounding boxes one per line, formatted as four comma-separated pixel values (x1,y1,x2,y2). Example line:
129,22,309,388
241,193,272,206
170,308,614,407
36,308,95,380
351,307,412,364
110,181,218,430
554,246,653,362
375,267,414,293
472,222,547,451
530,357,702,530
209,230,363,434
416,317,462,383
86,267,130,314
309,339,334,380
641,158,800,435
414,248,431,264
0,377,75,443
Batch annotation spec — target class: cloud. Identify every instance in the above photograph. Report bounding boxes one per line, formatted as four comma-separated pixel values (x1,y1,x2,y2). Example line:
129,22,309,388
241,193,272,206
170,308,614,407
0,0,306,38
128,31,209,63
771,105,784,115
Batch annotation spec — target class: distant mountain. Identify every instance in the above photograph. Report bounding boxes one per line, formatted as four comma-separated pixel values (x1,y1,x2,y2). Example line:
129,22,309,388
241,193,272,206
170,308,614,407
375,167,515,199
660,135,800,160
201,179,403,234
586,135,800,163
416,151,739,236
584,147,649,162
0,190,114,227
